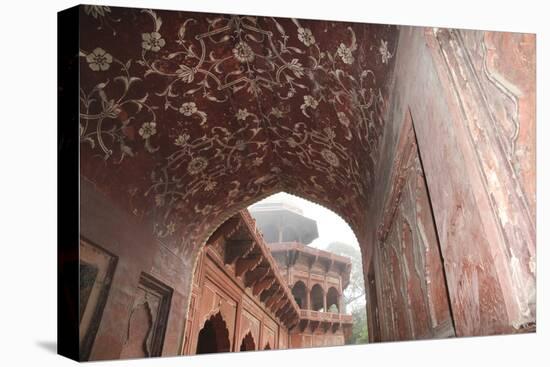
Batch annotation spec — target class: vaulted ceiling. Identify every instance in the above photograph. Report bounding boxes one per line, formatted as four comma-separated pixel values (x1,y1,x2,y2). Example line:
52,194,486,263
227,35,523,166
79,5,399,256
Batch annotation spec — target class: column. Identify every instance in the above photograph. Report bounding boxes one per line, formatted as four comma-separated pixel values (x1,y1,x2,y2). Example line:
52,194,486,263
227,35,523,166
323,287,327,313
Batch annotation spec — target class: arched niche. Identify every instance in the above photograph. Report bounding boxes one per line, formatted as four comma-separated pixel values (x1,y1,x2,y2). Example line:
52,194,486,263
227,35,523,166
326,287,340,313
310,283,325,312
239,331,256,352
196,312,231,354
291,280,308,309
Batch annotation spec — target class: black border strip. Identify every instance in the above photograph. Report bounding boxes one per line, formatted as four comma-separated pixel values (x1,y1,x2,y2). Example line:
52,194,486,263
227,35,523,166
57,5,80,361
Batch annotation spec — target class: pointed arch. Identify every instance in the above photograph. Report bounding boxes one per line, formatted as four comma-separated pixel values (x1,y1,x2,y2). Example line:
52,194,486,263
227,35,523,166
196,311,231,354
184,189,362,347
239,331,256,352
311,283,325,312
291,280,308,309
187,187,363,287
327,286,340,313
185,188,361,316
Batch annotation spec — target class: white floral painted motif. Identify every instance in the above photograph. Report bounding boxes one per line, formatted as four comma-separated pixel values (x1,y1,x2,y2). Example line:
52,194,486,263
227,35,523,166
165,222,176,235
187,157,208,174
297,27,315,46
287,138,298,148
324,126,336,141
235,140,247,151
232,41,255,63
301,95,319,117
84,5,111,18
142,32,166,52
155,194,165,207
83,5,120,35
337,43,354,65
194,204,213,215
252,157,264,166
80,48,159,160
204,179,217,192
179,102,198,116
270,107,284,118
379,39,393,64
337,111,350,127
174,133,190,147
321,148,340,167
287,59,305,78
176,64,195,83
79,10,394,249
281,158,292,166
177,102,208,125
138,122,157,139
236,108,249,121
86,48,113,71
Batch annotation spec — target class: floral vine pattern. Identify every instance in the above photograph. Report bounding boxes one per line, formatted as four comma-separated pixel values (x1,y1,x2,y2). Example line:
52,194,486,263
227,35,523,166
78,6,398,256
83,5,121,35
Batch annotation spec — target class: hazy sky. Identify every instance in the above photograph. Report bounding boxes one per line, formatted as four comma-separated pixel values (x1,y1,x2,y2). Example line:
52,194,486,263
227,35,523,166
249,192,359,250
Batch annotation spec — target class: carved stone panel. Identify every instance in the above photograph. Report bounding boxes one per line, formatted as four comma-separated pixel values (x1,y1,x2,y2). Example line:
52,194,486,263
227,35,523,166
375,111,455,341
119,273,173,358
239,309,260,351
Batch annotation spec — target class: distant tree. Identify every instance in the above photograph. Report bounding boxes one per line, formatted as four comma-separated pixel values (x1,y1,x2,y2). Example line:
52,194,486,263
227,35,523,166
351,306,369,344
325,241,365,312
324,241,369,344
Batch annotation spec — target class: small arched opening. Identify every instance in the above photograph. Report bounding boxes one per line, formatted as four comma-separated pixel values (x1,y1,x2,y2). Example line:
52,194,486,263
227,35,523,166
196,312,231,354
310,283,325,312
327,287,340,313
291,280,308,309
264,342,271,350
239,331,256,352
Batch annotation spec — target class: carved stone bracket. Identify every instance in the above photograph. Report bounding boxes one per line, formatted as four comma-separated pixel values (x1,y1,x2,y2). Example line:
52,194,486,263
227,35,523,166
225,239,255,264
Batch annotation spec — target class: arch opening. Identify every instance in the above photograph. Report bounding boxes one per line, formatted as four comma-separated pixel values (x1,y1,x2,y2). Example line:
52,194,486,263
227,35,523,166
239,332,256,352
292,281,308,309
184,189,365,349
327,287,340,313
311,284,325,312
196,312,231,354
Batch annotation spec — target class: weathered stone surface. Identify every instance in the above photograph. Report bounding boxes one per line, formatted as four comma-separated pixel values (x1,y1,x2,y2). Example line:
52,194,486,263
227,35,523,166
364,26,535,338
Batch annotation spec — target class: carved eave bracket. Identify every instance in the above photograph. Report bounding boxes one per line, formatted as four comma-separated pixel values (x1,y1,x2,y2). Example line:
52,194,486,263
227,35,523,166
218,211,301,328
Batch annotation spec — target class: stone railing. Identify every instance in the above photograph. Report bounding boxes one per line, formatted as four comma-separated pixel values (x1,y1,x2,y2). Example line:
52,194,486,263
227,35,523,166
299,310,353,324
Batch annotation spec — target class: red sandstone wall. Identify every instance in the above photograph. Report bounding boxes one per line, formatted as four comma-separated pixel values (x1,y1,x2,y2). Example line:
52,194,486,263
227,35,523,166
80,178,189,360
369,112,454,341
184,245,288,354
364,26,536,339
